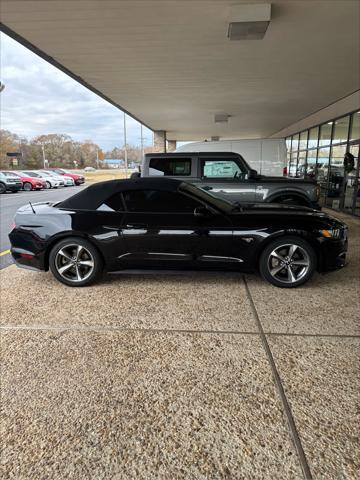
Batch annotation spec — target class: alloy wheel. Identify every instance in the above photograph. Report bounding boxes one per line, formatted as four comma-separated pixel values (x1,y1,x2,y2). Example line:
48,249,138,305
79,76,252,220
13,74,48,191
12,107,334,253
54,244,95,283
267,243,310,284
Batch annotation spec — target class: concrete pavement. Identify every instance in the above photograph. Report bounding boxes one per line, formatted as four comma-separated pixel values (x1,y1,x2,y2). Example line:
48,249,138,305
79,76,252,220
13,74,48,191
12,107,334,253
0,209,359,479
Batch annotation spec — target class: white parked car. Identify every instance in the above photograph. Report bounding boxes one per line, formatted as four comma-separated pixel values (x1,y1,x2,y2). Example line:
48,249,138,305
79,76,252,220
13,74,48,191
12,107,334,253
20,170,64,189
38,170,74,186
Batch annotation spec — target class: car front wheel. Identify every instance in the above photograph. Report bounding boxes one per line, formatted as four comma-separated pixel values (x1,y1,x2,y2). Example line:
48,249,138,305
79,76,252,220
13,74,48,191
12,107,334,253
259,236,316,288
49,237,103,287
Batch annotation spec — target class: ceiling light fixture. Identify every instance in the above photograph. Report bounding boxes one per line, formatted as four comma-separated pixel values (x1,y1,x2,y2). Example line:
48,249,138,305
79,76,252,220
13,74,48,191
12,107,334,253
228,4,271,40
214,114,229,123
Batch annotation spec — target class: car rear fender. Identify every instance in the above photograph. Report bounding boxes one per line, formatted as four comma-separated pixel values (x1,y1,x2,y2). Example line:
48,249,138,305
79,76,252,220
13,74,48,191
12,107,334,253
44,231,106,271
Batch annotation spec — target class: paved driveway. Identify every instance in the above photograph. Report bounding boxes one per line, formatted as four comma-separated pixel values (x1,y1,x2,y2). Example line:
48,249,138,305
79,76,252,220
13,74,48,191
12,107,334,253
1,210,359,479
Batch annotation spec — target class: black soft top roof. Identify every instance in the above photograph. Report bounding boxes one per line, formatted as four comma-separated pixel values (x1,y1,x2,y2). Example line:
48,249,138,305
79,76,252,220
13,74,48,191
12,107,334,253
57,177,183,210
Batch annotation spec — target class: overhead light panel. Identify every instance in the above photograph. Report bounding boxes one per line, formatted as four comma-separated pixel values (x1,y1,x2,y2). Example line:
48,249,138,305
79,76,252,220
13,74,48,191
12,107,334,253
214,114,229,123
228,4,271,40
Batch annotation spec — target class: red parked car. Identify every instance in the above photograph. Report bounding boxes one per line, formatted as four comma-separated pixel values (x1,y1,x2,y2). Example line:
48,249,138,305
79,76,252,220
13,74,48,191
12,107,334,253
47,168,85,186
10,171,46,191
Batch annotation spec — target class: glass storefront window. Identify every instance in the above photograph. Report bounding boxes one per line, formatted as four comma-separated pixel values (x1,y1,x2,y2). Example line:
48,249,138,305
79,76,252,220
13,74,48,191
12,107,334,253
332,116,350,144
343,144,359,214
289,153,297,177
297,151,307,177
319,122,333,146
308,127,319,149
306,149,317,178
286,137,292,152
350,111,360,141
291,134,299,153
317,147,330,202
325,145,347,209
284,111,359,216
299,130,308,150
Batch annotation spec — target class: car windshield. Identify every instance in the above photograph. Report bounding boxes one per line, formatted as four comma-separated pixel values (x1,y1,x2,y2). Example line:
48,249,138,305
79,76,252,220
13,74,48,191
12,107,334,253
179,182,236,213
2,171,19,177
22,171,40,177
40,171,54,176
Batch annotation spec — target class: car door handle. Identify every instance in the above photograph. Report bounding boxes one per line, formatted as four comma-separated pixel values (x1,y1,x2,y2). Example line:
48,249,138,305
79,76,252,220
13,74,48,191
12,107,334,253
125,223,147,229
202,186,213,191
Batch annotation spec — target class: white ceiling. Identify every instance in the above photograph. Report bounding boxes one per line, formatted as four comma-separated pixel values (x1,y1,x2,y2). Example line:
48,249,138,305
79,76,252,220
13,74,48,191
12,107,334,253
1,0,360,140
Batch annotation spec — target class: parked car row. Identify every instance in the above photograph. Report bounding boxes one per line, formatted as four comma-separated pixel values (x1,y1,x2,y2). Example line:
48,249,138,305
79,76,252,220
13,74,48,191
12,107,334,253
0,168,85,193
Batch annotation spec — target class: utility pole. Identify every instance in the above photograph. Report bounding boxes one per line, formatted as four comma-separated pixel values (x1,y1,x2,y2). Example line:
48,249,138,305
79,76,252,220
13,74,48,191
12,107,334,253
140,123,144,161
41,144,46,168
123,112,128,177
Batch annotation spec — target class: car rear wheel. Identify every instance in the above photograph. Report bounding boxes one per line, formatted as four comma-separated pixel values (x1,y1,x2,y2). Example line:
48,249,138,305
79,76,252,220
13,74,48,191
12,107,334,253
49,237,103,287
259,236,316,288
45,181,51,189
23,182,32,191
0,183,6,194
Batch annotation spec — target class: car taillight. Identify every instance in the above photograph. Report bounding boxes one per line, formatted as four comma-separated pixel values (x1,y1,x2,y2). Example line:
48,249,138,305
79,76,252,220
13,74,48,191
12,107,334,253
283,166,288,176
10,222,16,231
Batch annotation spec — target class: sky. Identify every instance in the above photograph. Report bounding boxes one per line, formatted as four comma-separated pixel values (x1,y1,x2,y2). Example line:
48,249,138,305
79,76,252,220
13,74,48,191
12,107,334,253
0,32,154,151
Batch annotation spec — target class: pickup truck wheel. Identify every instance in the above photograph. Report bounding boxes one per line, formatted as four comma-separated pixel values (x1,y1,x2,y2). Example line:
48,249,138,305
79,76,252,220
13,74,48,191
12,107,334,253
259,236,316,288
272,196,308,207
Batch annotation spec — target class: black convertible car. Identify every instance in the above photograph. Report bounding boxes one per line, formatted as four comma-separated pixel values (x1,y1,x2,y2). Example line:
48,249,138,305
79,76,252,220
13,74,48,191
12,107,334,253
9,178,347,288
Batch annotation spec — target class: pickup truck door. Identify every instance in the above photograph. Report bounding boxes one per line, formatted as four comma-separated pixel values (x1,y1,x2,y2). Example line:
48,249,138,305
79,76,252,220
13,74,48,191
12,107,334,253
195,156,257,203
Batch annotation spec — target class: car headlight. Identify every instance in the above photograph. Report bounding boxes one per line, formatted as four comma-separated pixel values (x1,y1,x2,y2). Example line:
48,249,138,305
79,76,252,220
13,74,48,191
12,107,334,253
320,228,341,239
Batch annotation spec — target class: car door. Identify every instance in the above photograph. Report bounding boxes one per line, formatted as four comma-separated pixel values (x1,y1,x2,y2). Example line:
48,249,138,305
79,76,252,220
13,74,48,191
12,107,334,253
120,188,236,269
196,156,256,203
120,188,202,268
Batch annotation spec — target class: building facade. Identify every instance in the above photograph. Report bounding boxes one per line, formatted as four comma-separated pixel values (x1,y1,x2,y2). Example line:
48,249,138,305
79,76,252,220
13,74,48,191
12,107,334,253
286,110,360,216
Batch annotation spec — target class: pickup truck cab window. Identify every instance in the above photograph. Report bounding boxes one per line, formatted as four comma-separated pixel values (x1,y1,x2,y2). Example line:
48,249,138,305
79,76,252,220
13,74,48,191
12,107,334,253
201,158,247,180
149,157,191,176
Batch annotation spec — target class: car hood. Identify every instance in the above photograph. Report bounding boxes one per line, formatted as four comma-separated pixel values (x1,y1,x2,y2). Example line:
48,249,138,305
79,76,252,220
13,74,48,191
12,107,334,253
231,203,346,228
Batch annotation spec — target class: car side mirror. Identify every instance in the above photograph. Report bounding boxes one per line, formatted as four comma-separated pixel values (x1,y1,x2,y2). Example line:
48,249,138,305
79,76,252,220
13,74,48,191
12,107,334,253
194,206,212,217
247,169,258,180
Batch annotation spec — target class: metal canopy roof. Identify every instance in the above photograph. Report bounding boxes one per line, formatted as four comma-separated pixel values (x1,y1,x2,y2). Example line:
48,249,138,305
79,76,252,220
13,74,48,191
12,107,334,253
1,0,359,140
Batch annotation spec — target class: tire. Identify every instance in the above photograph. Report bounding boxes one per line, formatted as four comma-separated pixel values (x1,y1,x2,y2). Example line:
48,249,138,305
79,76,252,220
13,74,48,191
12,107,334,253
23,182,32,191
45,181,51,189
0,183,6,194
49,237,103,287
259,236,317,288
272,196,308,207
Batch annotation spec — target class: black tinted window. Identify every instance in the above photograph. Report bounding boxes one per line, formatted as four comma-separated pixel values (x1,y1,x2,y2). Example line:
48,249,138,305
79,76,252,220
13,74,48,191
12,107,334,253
123,189,200,213
97,193,124,212
149,157,191,176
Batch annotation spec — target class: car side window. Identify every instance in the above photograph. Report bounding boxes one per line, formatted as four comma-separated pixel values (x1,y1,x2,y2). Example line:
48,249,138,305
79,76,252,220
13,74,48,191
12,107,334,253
201,159,246,179
97,192,125,212
123,189,201,213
